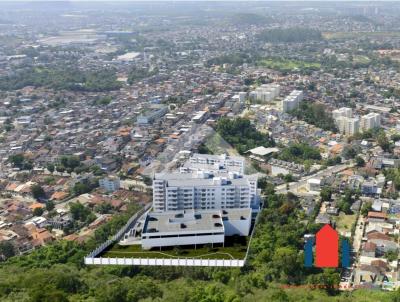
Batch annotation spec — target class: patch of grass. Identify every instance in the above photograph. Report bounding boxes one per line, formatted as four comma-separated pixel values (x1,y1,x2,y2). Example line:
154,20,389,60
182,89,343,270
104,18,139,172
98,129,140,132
258,58,320,71
101,236,249,260
334,212,356,234
353,55,370,64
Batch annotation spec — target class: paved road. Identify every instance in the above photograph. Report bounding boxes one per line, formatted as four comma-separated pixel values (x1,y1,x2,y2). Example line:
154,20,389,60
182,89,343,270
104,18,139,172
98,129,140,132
352,211,364,253
276,162,354,195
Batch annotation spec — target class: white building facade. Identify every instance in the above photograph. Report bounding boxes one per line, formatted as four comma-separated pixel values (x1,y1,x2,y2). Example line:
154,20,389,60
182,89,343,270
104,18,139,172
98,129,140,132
140,208,252,249
99,176,121,192
336,116,360,136
282,90,304,112
251,83,281,103
153,172,257,212
332,107,353,119
361,112,381,131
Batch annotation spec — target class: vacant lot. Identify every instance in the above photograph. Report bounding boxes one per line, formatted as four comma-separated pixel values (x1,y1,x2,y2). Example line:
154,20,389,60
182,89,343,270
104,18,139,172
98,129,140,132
335,212,357,234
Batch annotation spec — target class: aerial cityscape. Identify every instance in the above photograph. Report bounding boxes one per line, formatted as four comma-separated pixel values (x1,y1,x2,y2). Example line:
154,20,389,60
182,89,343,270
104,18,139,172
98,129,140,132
2,0,400,301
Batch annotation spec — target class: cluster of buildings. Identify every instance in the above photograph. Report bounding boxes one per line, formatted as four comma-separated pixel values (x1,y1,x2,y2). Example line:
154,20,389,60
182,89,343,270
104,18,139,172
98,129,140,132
333,107,381,136
250,83,281,103
2,0,400,287
353,201,400,290
121,153,258,250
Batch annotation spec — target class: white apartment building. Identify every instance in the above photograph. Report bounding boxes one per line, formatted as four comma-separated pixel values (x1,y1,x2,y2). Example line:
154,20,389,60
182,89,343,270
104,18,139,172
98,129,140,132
333,107,380,135
238,92,247,102
333,107,360,136
152,171,258,212
251,83,280,102
332,107,353,119
336,116,360,136
360,112,381,131
282,90,303,112
99,176,120,192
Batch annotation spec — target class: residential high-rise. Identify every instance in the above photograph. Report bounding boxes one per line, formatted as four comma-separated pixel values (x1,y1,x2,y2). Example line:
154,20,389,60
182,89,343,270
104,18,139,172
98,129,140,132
332,107,353,119
360,112,381,131
336,116,360,136
251,83,281,103
333,108,380,135
282,90,303,112
153,171,258,212
333,107,360,136
152,153,258,212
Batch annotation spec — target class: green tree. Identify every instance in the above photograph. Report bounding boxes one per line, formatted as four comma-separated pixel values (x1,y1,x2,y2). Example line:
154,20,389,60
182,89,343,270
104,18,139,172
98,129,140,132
72,182,91,195
361,201,372,216
95,203,112,214
46,200,55,212
8,154,24,168
342,146,357,159
69,202,93,223
283,174,294,183
377,131,390,152
216,117,274,154
47,163,55,173
0,241,15,259
33,207,44,216
31,184,46,200
290,102,337,132
355,156,365,167
320,187,332,202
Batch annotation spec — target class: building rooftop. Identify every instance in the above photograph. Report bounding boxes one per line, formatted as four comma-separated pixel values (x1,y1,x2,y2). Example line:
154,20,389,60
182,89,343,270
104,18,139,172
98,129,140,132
154,171,252,187
143,210,224,235
143,208,251,235
246,146,279,156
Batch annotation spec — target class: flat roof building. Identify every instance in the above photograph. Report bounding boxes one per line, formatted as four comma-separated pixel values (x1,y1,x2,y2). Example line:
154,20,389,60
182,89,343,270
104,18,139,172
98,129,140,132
125,208,252,250
136,104,168,126
182,153,245,174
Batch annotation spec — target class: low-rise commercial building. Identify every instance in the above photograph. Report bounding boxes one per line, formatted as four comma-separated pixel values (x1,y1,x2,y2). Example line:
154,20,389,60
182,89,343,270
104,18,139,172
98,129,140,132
137,208,252,249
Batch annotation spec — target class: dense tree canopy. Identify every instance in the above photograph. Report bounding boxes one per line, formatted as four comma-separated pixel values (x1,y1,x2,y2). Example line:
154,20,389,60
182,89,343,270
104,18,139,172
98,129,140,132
216,117,275,154
257,28,323,43
290,102,337,132
8,153,33,170
0,66,121,92
31,184,46,200
278,143,321,164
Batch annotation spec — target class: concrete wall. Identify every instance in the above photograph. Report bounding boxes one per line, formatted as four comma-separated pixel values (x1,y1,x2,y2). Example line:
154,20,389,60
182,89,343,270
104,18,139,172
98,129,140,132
85,257,245,267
